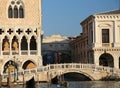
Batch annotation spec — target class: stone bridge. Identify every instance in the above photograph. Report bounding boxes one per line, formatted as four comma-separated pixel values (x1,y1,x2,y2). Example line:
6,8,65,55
2,63,120,82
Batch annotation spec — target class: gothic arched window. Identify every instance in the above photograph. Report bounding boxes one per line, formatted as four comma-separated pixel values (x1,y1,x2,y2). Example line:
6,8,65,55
21,36,28,50
14,6,18,18
30,36,37,50
2,36,10,51
19,6,24,18
8,0,24,18
8,6,13,18
12,36,19,50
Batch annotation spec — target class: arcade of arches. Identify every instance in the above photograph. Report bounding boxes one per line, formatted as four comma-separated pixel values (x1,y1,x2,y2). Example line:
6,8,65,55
3,60,36,73
2,35,37,52
22,60,36,69
3,60,18,73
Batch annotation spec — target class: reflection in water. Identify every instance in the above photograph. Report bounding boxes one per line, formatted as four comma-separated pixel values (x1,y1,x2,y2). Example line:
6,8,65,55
39,81,120,88
26,77,35,88
3,81,120,88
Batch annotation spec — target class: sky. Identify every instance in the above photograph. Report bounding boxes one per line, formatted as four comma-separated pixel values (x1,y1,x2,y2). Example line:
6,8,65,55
42,0,119,37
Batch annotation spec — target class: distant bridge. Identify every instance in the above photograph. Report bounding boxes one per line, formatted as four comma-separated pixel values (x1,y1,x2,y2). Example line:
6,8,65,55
1,63,120,82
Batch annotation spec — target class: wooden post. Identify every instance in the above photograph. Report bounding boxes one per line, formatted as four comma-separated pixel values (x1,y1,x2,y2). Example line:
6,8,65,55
23,73,25,88
0,74,2,87
8,67,12,88
36,73,40,88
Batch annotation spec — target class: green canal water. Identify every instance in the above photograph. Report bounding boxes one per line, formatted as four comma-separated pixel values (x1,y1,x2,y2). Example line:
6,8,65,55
2,81,120,88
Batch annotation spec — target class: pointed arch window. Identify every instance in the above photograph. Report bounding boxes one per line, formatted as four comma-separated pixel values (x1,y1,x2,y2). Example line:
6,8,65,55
21,36,28,50
19,6,24,18
30,36,37,50
12,36,19,50
8,6,13,18
2,36,10,51
14,6,18,18
8,0,24,18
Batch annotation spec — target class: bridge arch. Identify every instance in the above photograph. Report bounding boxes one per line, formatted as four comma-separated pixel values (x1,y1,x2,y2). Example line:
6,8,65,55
62,71,94,80
50,69,95,81
99,53,114,67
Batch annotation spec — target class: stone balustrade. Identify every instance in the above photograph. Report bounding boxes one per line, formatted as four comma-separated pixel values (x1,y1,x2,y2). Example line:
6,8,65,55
1,63,120,81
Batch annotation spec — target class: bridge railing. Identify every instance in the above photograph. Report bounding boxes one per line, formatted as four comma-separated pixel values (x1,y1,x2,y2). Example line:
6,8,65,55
2,63,120,79
46,63,120,74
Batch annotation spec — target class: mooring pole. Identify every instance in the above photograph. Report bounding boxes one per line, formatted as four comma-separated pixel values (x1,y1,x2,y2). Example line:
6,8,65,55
0,74,2,87
23,73,25,88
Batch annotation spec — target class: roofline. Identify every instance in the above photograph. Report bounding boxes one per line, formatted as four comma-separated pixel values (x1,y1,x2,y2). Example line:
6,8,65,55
80,15,95,25
94,9,120,15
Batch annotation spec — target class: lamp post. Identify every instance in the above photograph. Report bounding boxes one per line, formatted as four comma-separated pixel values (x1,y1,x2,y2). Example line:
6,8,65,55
22,72,25,88
0,73,2,87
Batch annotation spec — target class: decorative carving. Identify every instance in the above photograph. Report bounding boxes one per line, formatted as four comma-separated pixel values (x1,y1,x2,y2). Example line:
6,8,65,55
34,29,37,34
16,29,23,34
26,29,31,34
98,24,111,27
7,29,13,34
0,29,4,35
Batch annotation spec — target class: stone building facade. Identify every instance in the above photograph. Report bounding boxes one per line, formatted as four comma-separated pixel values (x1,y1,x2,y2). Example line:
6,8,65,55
0,0,42,75
70,9,120,69
42,34,71,64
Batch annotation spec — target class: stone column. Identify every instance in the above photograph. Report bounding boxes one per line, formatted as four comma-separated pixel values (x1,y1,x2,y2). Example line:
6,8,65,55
10,39,12,55
27,39,30,55
0,39,2,56
94,51,100,66
114,21,120,47
113,54,119,69
18,39,21,55
93,20,96,43
37,28,41,56
36,27,42,66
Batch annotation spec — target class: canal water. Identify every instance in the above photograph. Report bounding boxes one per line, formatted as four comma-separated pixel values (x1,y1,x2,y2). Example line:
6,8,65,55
2,81,120,88
39,81,120,88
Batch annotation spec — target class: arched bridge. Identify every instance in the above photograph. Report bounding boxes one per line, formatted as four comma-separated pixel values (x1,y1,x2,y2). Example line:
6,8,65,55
2,63,120,82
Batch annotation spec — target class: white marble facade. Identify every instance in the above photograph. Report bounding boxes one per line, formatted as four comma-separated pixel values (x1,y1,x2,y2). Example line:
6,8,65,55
83,9,120,68
71,9,120,69
0,0,43,74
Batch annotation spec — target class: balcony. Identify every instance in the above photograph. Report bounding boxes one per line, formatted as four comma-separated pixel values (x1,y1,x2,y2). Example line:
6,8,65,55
90,43,113,49
12,51,19,55
30,50,37,55
21,50,28,55
102,43,112,47
2,50,37,55
3,51,10,55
